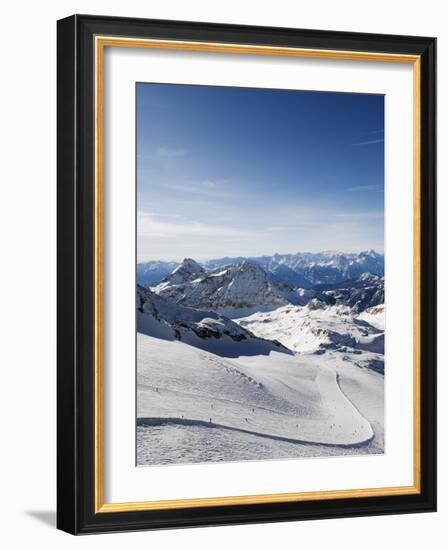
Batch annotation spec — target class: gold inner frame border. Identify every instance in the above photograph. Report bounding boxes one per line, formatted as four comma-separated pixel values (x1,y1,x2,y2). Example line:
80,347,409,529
94,36,421,513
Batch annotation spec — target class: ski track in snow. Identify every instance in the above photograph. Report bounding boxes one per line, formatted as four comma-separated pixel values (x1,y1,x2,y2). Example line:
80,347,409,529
137,416,372,448
137,333,382,465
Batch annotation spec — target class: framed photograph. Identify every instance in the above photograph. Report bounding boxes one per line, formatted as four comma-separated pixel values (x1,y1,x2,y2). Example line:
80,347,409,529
57,15,436,534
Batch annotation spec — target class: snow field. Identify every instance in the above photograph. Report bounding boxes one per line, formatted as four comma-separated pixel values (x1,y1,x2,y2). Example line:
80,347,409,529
137,334,374,448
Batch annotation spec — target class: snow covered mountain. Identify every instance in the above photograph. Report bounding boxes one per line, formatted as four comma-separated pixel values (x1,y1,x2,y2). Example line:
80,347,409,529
358,303,385,331
237,302,384,359
136,260,178,286
266,263,314,289
137,284,290,357
149,257,383,315
152,259,301,317
161,257,205,285
318,274,385,313
202,250,385,285
137,250,384,288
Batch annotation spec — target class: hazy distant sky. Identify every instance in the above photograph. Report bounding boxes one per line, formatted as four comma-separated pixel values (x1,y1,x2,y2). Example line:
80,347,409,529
136,83,384,262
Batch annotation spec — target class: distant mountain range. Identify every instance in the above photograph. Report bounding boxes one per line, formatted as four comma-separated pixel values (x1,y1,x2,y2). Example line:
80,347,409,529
137,250,384,288
138,251,384,315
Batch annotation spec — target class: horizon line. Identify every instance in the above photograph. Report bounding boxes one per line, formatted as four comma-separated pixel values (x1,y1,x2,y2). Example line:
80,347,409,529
137,248,384,265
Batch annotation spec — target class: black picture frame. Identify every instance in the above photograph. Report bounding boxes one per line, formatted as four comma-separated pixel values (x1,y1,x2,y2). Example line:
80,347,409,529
57,14,436,535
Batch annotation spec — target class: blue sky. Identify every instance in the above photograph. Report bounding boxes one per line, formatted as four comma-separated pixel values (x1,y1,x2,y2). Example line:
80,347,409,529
137,83,384,262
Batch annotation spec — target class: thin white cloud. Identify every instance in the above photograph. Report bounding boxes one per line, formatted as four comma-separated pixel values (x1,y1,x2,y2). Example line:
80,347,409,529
333,211,384,219
138,211,183,219
154,147,188,158
201,179,221,189
351,139,384,146
346,184,383,192
137,212,254,239
266,220,322,232
137,209,384,261
165,180,238,198
164,183,204,194
267,225,288,232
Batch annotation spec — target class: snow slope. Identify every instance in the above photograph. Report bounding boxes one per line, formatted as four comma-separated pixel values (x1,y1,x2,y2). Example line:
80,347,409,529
136,254,385,466
237,302,385,355
137,285,290,357
137,334,374,451
358,304,385,331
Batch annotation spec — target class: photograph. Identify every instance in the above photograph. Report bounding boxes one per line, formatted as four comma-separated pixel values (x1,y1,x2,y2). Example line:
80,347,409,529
54,12,436,535
135,83,385,466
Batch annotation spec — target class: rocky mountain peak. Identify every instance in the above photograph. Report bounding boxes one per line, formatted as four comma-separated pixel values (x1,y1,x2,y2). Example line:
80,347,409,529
175,257,204,275
165,257,205,284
